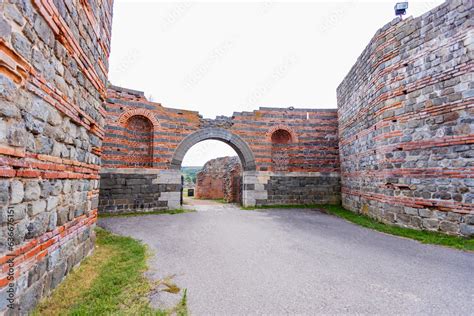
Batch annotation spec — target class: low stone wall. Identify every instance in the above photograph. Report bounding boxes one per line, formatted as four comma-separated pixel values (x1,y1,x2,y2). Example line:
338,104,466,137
99,168,340,211
243,171,341,207
99,169,181,214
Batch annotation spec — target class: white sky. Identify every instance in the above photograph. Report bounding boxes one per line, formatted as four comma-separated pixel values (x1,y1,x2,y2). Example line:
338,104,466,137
108,0,444,166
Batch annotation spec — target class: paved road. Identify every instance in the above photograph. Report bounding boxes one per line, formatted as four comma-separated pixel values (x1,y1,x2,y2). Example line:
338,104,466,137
99,202,474,315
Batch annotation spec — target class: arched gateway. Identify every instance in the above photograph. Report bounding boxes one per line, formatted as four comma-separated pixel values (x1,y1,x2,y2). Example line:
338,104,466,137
99,85,341,214
170,128,256,171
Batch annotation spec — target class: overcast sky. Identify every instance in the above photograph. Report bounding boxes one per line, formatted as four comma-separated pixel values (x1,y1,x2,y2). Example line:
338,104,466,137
108,0,444,166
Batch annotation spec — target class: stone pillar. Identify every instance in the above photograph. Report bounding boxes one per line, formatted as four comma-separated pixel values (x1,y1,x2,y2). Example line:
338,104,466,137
242,171,267,207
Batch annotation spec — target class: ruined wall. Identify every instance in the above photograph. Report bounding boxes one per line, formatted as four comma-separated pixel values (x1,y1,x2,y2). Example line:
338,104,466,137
195,156,242,203
337,0,473,236
0,0,113,312
99,169,179,213
99,86,340,212
224,158,242,203
102,86,339,173
98,86,199,213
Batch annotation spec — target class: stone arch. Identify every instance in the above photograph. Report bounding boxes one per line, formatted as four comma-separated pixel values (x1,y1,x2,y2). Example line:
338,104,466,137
118,108,159,128
170,128,257,171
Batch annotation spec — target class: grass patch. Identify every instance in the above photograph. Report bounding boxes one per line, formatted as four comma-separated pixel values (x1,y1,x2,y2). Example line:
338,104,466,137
173,288,188,316
243,204,474,251
35,228,187,315
98,208,193,218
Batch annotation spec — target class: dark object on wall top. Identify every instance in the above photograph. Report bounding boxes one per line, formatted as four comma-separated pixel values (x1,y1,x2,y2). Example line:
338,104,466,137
394,2,408,17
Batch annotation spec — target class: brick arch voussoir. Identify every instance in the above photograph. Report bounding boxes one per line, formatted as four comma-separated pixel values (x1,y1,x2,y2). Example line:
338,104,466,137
266,125,298,143
118,108,159,129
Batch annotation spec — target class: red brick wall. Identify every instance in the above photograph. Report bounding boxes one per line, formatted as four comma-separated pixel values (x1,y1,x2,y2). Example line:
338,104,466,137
122,115,153,167
103,86,201,169
196,177,225,200
195,156,242,202
103,86,339,173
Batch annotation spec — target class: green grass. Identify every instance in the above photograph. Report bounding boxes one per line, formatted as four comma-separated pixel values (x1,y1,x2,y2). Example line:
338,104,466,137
243,204,474,251
35,228,188,315
98,208,193,218
175,288,188,316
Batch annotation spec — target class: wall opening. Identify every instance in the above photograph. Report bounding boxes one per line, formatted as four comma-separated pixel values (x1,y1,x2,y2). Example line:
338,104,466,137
181,140,243,205
271,129,293,172
124,115,153,167
271,129,292,144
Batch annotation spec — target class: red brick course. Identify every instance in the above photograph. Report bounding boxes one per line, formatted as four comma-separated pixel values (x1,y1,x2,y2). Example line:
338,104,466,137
103,86,340,173
337,1,474,235
0,0,113,311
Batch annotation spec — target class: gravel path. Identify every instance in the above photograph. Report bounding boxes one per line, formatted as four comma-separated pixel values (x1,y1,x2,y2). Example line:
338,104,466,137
99,203,474,315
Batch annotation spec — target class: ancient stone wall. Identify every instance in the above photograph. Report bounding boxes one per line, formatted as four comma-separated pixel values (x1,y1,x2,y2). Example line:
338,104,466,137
337,0,473,236
0,0,113,312
223,158,242,203
99,169,180,213
103,86,339,173
195,156,242,203
100,86,341,211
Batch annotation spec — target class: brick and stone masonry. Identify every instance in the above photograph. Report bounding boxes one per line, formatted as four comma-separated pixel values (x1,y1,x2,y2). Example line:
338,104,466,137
99,85,341,213
1,0,472,312
337,0,474,236
0,0,113,313
195,156,242,203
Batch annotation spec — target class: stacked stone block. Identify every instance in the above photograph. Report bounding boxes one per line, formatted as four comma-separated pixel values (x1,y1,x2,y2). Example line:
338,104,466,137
0,0,113,312
337,0,473,236
243,171,340,206
99,168,181,214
